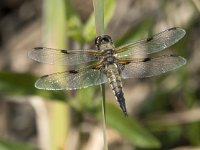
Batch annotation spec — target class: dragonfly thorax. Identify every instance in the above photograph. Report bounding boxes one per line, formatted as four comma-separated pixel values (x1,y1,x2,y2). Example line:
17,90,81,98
103,49,117,64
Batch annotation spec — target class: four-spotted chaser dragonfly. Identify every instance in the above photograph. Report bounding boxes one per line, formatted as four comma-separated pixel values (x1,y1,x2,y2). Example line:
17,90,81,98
28,27,186,116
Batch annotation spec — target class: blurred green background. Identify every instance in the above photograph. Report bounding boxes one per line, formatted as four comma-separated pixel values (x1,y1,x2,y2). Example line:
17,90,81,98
0,0,199,150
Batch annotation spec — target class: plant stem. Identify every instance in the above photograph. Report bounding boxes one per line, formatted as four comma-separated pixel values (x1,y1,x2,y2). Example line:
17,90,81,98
43,0,69,150
93,0,105,35
93,0,108,150
100,84,107,150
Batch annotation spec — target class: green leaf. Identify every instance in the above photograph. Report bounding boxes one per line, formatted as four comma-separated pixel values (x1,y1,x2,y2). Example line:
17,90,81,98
0,72,66,101
43,0,67,47
96,102,161,148
0,139,38,150
83,0,116,42
93,0,105,35
115,17,153,47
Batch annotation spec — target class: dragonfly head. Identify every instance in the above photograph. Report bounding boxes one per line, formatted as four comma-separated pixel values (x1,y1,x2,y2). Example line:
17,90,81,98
95,35,113,50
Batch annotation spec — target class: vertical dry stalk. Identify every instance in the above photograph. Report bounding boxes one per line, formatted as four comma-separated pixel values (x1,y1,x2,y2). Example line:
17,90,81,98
93,0,108,150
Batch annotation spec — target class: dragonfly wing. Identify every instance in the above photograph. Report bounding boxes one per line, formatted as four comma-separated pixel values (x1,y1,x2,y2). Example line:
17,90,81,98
35,68,107,90
28,47,100,66
115,27,186,58
120,54,186,79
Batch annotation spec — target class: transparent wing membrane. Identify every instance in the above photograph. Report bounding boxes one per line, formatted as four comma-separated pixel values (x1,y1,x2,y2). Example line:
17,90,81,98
29,27,186,91
28,47,100,66
120,54,186,79
35,69,107,90
116,27,186,58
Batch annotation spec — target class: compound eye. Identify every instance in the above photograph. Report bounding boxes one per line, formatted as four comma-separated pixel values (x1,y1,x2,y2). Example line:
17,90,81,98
95,35,112,46
101,37,109,43
102,35,112,44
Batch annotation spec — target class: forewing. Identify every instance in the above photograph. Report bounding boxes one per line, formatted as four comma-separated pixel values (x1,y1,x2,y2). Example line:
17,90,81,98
28,47,100,66
115,27,186,58
120,55,186,79
35,68,107,90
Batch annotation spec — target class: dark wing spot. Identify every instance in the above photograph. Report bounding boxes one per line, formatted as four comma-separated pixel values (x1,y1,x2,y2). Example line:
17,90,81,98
41,75,49,78
146,36,153,42
61,50,69,54
125,61,131,65
168,27,177,31
143,57,151,62
69,70,78,74
34,47,43,50
92,67,97,69
169,54,178,57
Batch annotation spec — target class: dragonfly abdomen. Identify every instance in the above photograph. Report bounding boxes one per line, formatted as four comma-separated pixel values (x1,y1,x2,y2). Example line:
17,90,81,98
106,64,128,116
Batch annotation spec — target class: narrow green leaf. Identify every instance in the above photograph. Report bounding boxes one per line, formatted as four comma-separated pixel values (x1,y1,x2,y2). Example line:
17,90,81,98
96,102,161,148
43,0,67,47
43,1,70,150
0,139,38,150
104,0,116,27
83,0,116,42
0,72,66,101
93,0,105,35
92,0,108,148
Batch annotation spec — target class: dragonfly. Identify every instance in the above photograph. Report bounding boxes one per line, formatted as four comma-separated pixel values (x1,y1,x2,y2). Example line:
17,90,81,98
28,27,186,116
